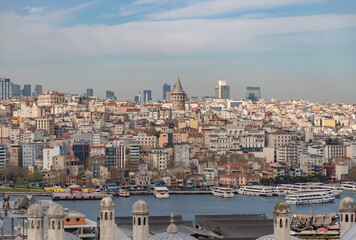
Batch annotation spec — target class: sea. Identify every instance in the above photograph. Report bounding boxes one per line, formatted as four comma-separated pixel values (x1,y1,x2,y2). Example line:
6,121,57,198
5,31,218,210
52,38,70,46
1,191,356,235
30,191,356,223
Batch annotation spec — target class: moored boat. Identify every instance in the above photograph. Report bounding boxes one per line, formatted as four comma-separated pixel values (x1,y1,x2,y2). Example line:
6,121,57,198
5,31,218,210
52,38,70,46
341,181,356,191
118,189,130,197
237,185,274,197
153,187,169,199
285,192,335,205
211,187,234,198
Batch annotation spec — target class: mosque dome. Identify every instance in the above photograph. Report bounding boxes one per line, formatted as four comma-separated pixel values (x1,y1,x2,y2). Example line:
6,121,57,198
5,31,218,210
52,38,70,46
256,234,300,240
27,203,44,218
44,231,81,240
149,211,197,240
132,200,150,215
273,201,290,214
339,197,356,212
99,197,115,210
48,203,64,218
341,224,356,240
149,232,198,240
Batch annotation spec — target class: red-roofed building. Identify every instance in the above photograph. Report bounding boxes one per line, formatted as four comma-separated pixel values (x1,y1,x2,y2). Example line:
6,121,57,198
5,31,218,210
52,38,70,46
218,163,252,174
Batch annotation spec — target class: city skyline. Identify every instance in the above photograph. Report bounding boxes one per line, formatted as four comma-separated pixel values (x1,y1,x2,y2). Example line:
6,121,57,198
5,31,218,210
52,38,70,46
0,0,355,103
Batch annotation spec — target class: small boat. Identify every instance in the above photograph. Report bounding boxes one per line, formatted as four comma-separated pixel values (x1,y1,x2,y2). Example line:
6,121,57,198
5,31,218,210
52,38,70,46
153,187,169,199
118,189,130,197
211,187,234,198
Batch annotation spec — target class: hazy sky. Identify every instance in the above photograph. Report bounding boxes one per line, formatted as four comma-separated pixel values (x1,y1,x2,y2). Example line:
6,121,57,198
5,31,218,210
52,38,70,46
0,0,355,103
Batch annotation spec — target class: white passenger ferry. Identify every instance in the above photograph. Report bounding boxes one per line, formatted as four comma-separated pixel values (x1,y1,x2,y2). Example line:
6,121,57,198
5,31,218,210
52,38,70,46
211,187,235,198
277,183,343,197
237,186,274,197
285,192,335,205
153,187,169,199
341,182,356,191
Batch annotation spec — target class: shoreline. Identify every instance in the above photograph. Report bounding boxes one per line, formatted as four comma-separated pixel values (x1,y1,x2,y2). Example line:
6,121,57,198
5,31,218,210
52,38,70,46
2,190,212,196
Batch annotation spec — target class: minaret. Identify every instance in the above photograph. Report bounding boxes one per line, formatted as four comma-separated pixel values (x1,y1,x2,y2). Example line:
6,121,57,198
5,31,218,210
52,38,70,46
171,73,186,111
99,197,116,240
273,201,291,240
167,211,178,234
132,199,150,240
27,203,44,240
47,203,65,240
339,197,356,237
14,223,23,240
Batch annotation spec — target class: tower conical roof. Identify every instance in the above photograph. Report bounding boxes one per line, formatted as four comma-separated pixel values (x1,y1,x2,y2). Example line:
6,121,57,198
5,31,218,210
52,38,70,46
172,73,184,93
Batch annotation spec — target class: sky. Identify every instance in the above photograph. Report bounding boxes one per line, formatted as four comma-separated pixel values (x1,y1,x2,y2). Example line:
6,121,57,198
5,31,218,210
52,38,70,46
0,0,355,103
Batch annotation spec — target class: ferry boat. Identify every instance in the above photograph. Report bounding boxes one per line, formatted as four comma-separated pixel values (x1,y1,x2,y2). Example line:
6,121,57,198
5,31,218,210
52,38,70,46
236,186,274,197
285,192,335,205
211,187,235,198
153,187,169,199
117,189,130,197
52,187,112,201
272,186,288,196
341,182,356,191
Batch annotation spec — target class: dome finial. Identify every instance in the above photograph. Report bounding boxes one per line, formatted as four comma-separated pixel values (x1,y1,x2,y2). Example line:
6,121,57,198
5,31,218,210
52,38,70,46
167,211,178,234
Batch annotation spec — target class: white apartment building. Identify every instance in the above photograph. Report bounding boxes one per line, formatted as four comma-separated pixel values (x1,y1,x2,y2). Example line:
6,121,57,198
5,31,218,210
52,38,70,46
43,146,61,170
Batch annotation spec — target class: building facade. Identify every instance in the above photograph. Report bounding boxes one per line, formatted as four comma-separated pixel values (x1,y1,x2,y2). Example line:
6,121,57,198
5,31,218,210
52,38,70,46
37,91,65,106
163,84,171,100
86,88,94,97
246,87,261,101
0,78,12,99
215,80,230,99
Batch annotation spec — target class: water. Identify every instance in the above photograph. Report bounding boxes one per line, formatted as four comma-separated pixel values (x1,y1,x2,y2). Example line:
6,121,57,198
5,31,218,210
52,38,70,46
29,191,356,223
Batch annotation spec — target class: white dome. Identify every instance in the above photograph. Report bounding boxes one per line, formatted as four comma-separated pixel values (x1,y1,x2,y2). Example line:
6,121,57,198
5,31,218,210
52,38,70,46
27,203,44,218
339,197,356,212
48,204,64,218
341,224,356,240
257,234,300,240
274,201,290,214
100,197,115,210
149,232,197,240
132,200,149,215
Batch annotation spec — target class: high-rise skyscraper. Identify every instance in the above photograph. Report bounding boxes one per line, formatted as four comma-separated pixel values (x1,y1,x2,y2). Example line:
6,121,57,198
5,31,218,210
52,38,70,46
143,90,152,102
246,87,261,101
34,85,42,96
12,84,21,98
134,96,140,103
86,88,94,97
22,84,31,97
215,80,230,99
106,90,116,100
163,84,171,100
0,78,12,99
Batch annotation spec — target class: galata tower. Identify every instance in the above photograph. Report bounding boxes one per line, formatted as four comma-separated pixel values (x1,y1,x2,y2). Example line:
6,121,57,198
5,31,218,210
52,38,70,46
171,73,186,111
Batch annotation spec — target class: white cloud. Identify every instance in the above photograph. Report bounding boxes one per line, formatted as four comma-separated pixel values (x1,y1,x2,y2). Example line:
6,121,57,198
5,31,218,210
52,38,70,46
149,0,324,19
26,7,45,14
0,11,355,61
